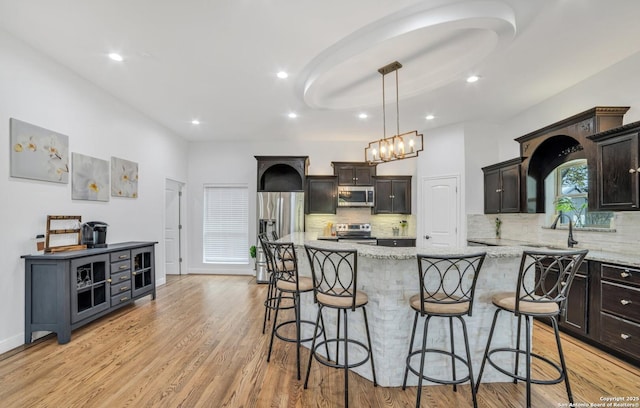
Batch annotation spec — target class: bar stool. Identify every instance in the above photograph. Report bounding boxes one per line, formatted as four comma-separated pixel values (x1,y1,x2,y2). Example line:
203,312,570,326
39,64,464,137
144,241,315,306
263,240,318,380
303,245,377,408
475,249,588,408
259,233,282,334
402,252,487,408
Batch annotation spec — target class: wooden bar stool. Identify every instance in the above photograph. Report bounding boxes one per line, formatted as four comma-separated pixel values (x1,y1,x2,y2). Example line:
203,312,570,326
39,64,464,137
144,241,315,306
303,245,377,408
402,252,487,408
475,249,588,408
263,240,318,380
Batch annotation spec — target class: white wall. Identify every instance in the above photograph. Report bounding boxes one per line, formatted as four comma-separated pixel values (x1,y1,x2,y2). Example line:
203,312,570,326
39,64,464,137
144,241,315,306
0,31,188,353
186,139,416,274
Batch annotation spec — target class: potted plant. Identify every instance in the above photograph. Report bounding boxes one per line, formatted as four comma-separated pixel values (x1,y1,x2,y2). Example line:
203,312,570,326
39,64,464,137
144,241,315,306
249,245,257,270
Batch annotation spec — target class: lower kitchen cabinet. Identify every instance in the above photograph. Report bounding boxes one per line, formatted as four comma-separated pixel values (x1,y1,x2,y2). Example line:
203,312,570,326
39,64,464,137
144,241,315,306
23,241,157,344
377,238,415,247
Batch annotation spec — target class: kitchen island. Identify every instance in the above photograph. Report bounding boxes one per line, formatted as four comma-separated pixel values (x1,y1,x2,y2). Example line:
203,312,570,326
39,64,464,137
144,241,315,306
281,232,533,387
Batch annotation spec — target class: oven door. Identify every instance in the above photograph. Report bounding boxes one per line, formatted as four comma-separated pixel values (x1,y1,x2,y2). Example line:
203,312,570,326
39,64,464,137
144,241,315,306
337,186,374,207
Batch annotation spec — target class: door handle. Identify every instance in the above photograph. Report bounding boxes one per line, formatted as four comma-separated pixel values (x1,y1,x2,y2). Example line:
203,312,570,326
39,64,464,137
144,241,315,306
424,235,431,239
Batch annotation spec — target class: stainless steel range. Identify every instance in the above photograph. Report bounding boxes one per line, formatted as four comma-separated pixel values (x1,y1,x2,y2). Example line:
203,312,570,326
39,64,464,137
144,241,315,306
335,223,377,245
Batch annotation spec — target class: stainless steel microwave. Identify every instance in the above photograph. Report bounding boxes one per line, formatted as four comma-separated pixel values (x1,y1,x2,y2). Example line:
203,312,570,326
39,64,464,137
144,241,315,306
337,186,375,207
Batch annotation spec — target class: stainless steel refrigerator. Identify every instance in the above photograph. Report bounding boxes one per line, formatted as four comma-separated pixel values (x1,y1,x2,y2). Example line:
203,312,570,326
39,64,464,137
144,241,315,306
256,192,304,283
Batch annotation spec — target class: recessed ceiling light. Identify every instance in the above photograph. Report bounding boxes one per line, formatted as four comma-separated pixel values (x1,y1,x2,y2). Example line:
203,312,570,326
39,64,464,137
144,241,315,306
191,119,200,125
288,112,297,119
426,115,435,120
466,75,480,83
277,71,289,79
108,53,124,62
358,113,368,119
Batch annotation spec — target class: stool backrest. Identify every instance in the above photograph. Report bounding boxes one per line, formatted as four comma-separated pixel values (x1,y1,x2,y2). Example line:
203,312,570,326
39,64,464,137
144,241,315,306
263,240,300,289
417,253,486,316
304,245,358,310
516,249,588,315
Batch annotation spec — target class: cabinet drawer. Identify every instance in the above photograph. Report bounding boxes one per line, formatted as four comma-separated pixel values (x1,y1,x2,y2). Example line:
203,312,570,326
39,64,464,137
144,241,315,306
601,281,640,323
600,313,640,360
377,238,416,247
110,250,131,263
602,264,640,287
110,270,131,284
111,259,131,273
111,291,132,306
111,281,132,295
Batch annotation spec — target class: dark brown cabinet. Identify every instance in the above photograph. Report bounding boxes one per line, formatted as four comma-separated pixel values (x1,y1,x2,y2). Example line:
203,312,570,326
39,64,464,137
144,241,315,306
482,158,522,214
537,259,589,336
589,123,639,210
373,176,411,214
377,238,415,247
598,263,640,362
306,175,337,214
332,162,376,186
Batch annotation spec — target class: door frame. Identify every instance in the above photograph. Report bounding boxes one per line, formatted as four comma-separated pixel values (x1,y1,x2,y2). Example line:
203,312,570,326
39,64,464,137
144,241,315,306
418,174,461,247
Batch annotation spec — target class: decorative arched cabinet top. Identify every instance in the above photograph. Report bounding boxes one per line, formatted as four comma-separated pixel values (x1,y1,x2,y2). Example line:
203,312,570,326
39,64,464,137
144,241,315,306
255,156,309,192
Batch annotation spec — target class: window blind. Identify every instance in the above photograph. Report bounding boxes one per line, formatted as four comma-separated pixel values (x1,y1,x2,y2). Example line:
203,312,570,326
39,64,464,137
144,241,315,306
203,185,249,264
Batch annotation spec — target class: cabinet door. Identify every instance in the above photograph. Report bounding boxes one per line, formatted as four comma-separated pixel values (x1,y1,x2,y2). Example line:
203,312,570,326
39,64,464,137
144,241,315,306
391,179,411,214
563,273,588,335
71,254,110,324
132,246,155,298
336,166,356,185
500,164,521,213
374,179,393,213
596,133,639,210
483,169,501,214
306,176,337,214
354,166,374,185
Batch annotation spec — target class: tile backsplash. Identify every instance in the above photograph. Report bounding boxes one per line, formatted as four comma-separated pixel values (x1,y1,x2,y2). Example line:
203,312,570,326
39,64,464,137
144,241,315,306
306,207,416,237
467,212,640,254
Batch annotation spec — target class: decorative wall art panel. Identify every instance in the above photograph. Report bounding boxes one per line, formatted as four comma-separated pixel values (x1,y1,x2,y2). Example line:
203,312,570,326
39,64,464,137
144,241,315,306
10,118,69,183
111,157,138,198
72,153,109,202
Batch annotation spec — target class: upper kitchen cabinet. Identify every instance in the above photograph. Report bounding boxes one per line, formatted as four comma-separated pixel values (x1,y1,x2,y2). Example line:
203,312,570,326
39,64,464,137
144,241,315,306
588,121,640,210
255,156,309,192
514,106,629,212
482,158,522,214
373,176,411,214
306,175,337,214
332,162,377,186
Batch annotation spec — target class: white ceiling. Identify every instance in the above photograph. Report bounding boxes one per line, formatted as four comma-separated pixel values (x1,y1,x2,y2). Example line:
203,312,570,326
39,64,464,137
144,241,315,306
2,0,640,143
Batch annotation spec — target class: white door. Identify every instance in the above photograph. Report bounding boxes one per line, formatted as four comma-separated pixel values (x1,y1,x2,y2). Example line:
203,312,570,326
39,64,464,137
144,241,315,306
165,179,184,275
421,176,459,247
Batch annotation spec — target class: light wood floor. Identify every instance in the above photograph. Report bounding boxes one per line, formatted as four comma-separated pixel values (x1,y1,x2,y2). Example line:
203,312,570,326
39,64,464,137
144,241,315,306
1,275,638,407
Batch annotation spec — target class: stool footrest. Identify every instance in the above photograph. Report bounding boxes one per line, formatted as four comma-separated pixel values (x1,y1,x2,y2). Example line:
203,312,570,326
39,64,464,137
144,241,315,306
312,338,372,370
274,319,321,344
486,347,565,385
406,348,472,385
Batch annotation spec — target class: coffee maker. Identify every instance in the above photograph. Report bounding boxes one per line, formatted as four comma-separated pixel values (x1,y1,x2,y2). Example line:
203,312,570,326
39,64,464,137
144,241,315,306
82,221,108,248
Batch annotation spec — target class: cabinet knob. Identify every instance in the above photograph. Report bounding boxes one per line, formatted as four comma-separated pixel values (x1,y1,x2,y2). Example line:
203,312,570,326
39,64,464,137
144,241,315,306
495,189,502,193
621,333,631,340
120,297,129,302
120,275,128,281
424,235,431,240
630,169,637,174
121,286,129,292
107,278,112,283
621,271,631,278
119,254,128,259
620,299,632,306
119,265,128,270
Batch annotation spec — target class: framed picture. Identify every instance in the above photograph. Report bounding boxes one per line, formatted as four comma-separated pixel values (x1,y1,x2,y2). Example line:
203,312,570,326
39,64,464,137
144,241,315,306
111,156,138,198
10,118,69,183
72,153,109,201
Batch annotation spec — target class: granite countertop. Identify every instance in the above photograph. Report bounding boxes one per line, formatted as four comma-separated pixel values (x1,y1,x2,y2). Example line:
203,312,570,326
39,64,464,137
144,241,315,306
283,232,525,260
467,237,639,268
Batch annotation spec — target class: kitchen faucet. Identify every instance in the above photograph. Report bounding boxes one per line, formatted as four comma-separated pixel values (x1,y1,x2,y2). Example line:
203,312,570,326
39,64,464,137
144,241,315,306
550,212,578,248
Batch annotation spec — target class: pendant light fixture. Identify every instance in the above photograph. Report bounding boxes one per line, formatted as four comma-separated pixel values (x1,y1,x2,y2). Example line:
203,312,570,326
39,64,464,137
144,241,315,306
365,61,424,164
